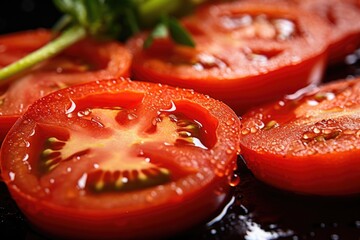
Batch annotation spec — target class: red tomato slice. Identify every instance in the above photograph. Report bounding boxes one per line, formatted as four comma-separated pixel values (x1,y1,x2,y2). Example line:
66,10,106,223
0,29,132,141
239,78,360,196
0,78,240,239
127,1,330,114
295,0,360,65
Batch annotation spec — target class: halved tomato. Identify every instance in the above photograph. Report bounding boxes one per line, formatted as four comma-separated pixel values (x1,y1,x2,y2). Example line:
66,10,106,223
239,77,360,196
127,1,330,114
0,29,132,141
0,78,240,239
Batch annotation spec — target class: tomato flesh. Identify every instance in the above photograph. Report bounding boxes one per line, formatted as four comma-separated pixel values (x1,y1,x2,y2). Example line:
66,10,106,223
0,29,132,141
295,0,360,65
127,1,330,114
240,78,360,196
0,79,240,239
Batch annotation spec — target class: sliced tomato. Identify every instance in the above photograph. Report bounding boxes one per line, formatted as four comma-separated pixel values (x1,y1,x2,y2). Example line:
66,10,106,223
239,77,360,196
0,78,240,239
127,1,330,114
0,29,132,141
294,0,360,65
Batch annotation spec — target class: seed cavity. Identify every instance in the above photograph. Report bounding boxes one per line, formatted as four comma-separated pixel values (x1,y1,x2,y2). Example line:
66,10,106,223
40,137,88,173
193,53,228,71
220,14,297,40
86,167,171,193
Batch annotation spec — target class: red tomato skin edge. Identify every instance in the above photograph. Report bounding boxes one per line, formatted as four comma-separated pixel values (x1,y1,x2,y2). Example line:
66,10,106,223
132,51,327,115
328,32,360,65
6,176,231,240
241,146,360,196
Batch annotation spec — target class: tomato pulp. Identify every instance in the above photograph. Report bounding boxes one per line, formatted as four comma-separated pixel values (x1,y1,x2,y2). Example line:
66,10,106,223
0,78,240,239
0,29,132,141
127,1,330,114
239,78,360,196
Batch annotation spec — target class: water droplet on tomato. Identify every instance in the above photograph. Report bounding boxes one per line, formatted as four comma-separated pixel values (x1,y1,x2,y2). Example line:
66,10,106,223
175,187,184,195
65,98,76,115
228,173,240,187
226,118,235,126
241,128,250,135
18,140,30,148
127,113,138,121
77,173,87,190
226,147,234,155
91,117,105,128
77,108,91,117
22,154,29,162
307,99,319,106
9,172,15,181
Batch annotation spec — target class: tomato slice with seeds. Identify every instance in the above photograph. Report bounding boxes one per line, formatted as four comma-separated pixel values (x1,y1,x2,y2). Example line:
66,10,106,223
239,78,360,196
0,78,240,239
0,29,132,141
127,1,330,114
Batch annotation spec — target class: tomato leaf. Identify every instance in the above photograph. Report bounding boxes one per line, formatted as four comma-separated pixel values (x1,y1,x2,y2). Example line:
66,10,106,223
167,17,195,47
143,16,195,48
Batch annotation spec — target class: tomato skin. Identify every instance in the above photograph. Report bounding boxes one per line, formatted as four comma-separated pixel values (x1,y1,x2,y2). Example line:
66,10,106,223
1,78,240,239
127,1,330,114
0,29,132,141
239,78,360,196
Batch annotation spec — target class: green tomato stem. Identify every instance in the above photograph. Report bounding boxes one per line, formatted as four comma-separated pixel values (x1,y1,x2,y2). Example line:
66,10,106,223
0,25,86,82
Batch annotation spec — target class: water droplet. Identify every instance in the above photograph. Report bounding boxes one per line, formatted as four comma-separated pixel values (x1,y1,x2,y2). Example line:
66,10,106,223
19,140,30,148
127,113,138,121
175,187,183,195
9,172,15,181
77,173,87,190
250,127,258,133
226,118,235,126
313,127,320,134
226,148,233,155
22,154,29,162
65,98,76,115
307,99,319,106
228,173,240,187
241,128,250,135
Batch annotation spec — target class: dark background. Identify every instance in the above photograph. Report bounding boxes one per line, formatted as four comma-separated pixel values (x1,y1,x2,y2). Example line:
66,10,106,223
0,0,61,34
0,1,359,240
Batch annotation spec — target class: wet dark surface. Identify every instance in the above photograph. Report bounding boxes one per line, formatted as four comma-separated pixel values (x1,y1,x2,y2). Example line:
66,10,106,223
1,157,360,240
0,1,360,239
